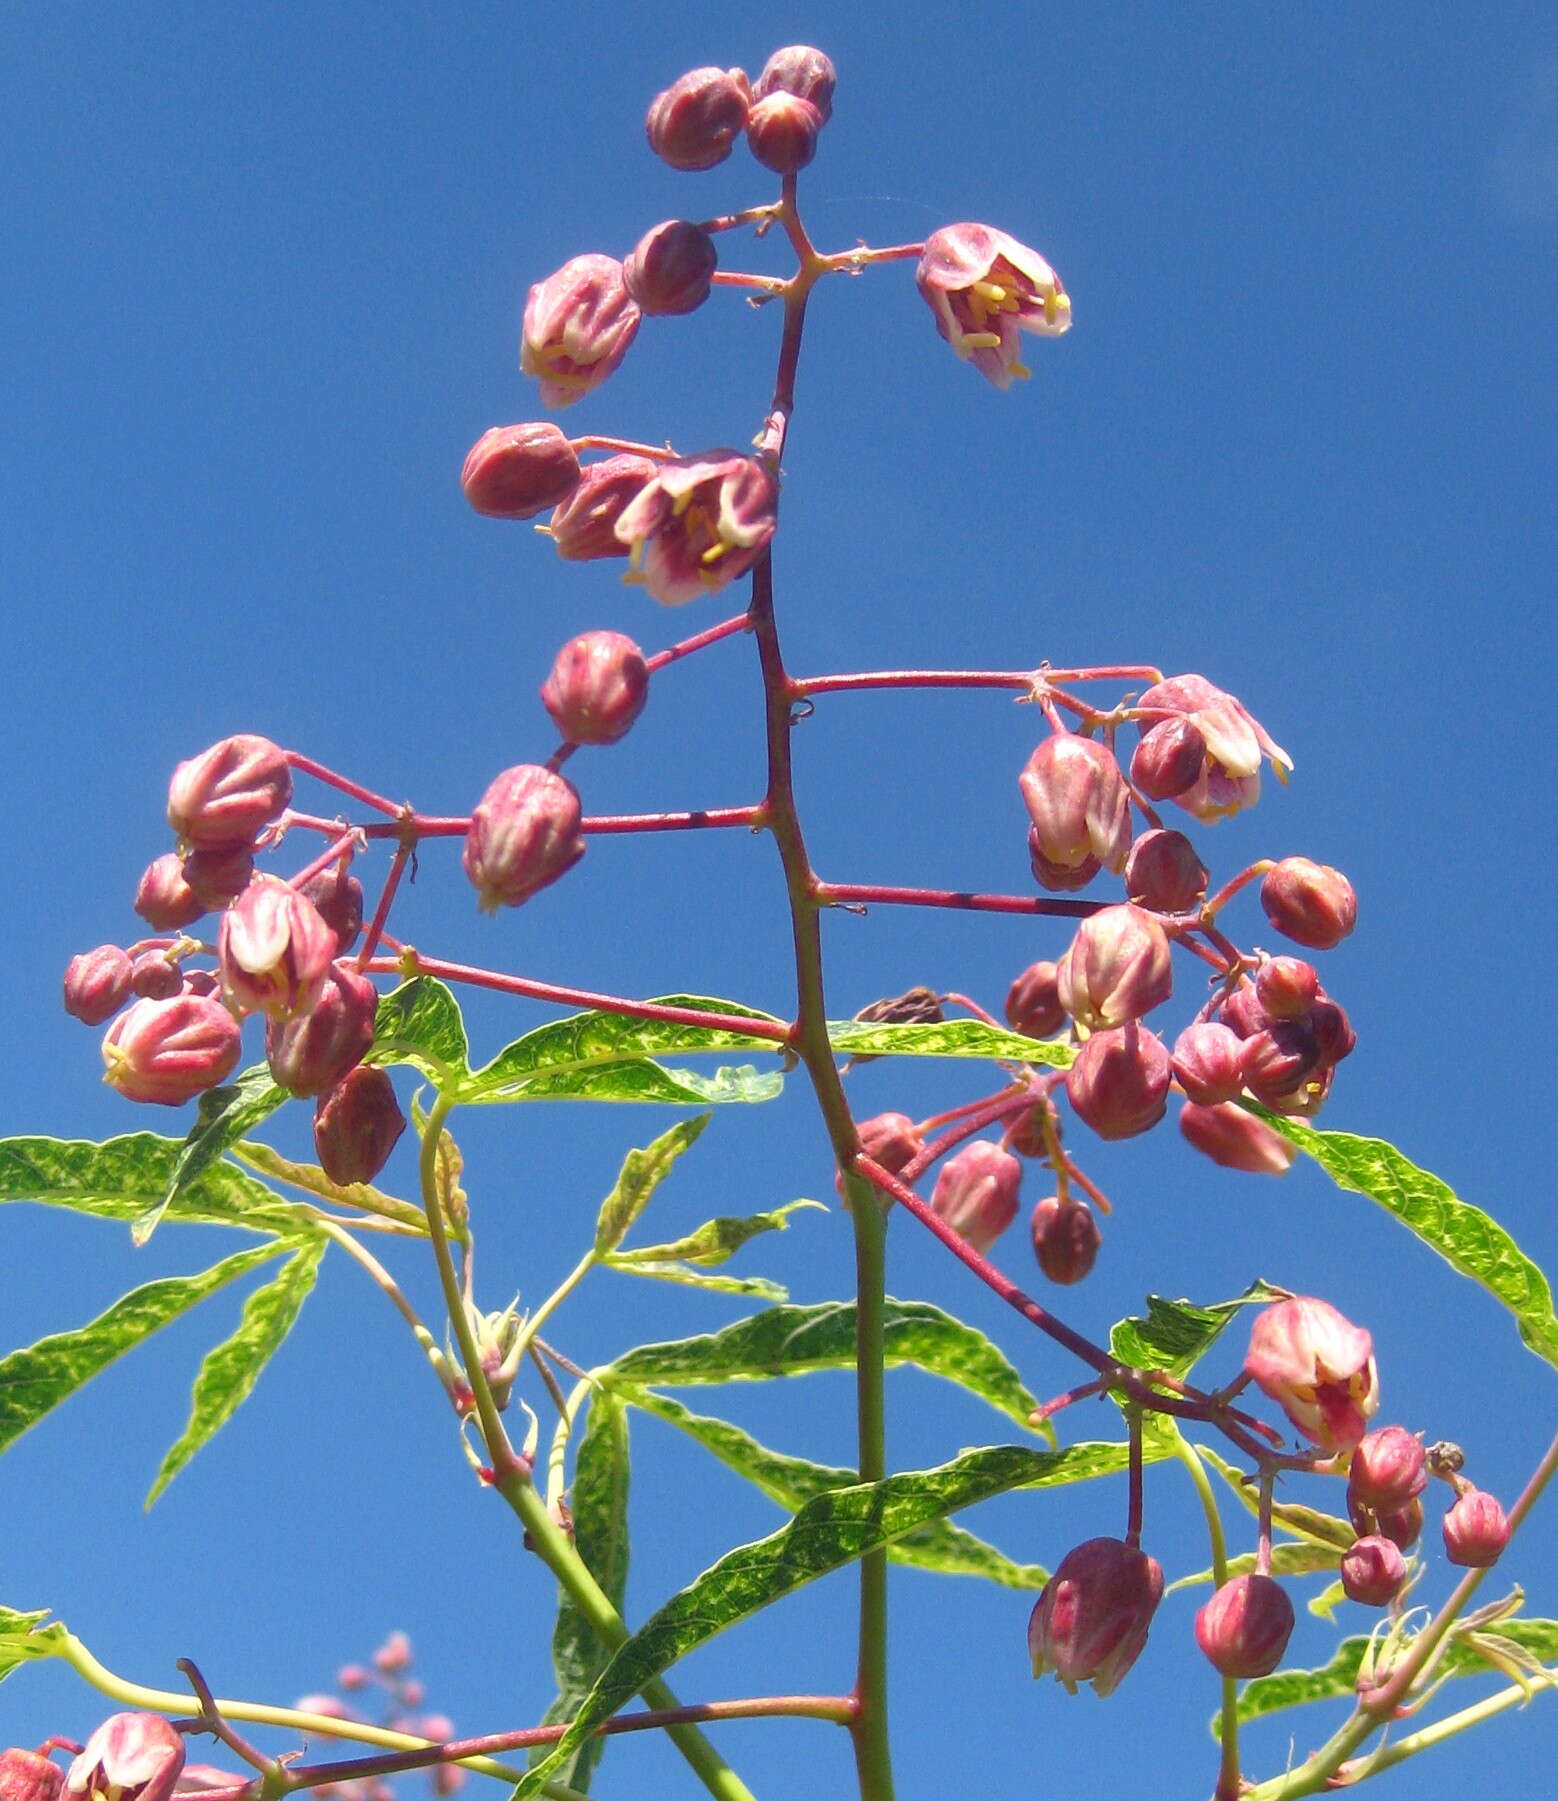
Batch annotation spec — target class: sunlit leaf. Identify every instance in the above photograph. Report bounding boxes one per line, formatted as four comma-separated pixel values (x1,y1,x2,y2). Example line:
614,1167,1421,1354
594,1116,710,1255
138,1067,288,1244
370,978,472,1084
601,1263,788,1301
229,1141,426,1232
469,1060,782,1107
608,1199,822,1267
826,1018,1074,1068
1109,1282,1280,1379
0,1606,67,1684
1168,1541,1343,1594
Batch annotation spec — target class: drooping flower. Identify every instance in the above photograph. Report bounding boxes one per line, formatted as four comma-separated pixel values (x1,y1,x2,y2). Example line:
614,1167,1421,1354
1028,1537,1163,1696
64,1716,185,1801
613,450,779,604
1245,1296,1378,1452
1018,733,1132,878
521,256,641,409
1134,674,1292,822
1194,1575,1295,1678
916,223,1071,389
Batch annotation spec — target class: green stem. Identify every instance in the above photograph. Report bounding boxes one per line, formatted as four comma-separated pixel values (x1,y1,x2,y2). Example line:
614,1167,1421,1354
511,1248,597,1361
1332,1680,1555,1782
1173,1436,1239,1800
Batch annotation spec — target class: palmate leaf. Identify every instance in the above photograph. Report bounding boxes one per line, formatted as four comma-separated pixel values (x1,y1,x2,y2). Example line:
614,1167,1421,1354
594,1115,710,1255
535,1390,631,1793
145,1239,326,1506
137,1066,289,1244
629,1389,1049,1589
0,1606,67,1684
608,1200,823,1268
513,1441,1134,1798
825,1018,1075,1068
1168,1540,1343,1594
0,1134,309,1236
604,1298,1046,1435
0,1243,285,1455
1259,1113,1558,1370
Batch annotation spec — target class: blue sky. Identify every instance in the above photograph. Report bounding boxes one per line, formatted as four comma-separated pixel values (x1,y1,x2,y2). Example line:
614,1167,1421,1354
3,5,1556,1797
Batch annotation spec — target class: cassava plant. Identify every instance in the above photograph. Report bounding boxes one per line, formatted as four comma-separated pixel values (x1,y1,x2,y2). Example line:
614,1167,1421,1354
5,44,1555,1801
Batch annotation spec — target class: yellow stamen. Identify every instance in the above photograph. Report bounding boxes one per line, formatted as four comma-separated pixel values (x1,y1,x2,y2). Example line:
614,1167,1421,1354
1009,361,1033,381
701,539,731,565
973,279,1008,303
960,330,1003,350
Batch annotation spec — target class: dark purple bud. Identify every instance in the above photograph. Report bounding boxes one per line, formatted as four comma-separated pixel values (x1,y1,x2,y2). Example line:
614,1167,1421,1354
1030,1196,1100,1284
1065,1024,1171,1140
315,1067,406,1186
623,220,718,316
0,1750,62,1801
1123,828,1208,913
1242,1019,1322,1104
541,631,650,746
521,256,640,409
1261,857,1358,950
1348,1427,1427,1512
1005,960,1065,1039
1443,1488,1511,1567
1056,904,1172,1031
1002,1104,1053,1159
1179,1101,1296,1175
1309,996,1356,1063
102,995,242,1106
167,735,292,850
837,1111,923,1202
300,866,365,953
745,92,823,172
217,876,337,1020
1171,1022,1249,1105
1217,979,1272,1039
64,945,133,1025
929,1141,1022,1254
130,952,183,1001
1194,1574,1295,1678
134,853,206,931
1130,718,1206,800
753,45,836,121
1028,833,1102,893
547,454,658,561
462,765,585,912
1359,1497,1424,1551
1019,734,1132,878
266,961,379,1097
65,1718,184,1801
460,423,581,519
1340,1534,1407,1607
645,67,751,171
1028,1537,1163,1696
181,844,255,910
1255,955,1319,1020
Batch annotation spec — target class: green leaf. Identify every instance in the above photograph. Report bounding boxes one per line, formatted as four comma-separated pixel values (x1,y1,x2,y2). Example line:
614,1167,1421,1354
535,1390,631,1793
826,1018,1075,1068
0,1243,284,1455
470,1060,782,1107
600,1263,789,1301
629,1389,1049,1589
1258,1114,1558,1370
1168,1540,1343,1594
1225,1618,1558,1732
0,1134,309,1235
608,1199,823,1267
145,1239,325,1506
594,1115,710,1255
0,1607,68,1684
515,1442,1130,1796
139,1066,288,1244
1196,1445,1355,1552
370,978,473,1084
229,1141,427,1233
604,1298,1046,1434
1109,1282,1281,1379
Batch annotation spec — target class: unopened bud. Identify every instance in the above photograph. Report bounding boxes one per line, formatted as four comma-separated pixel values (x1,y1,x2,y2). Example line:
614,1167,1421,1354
1241,1019,1323,1105
266,961,379,1097
315,1067,406,1186
372,1632,412,1675
930,1141,1022,1254
1170,1023,1249,1105
1065,1024,1171,1140
1029,832,1101,893
745,92,822,172
837,1112,923,1202
167,735,292,849
1245,1296,1378,1452
1030,1196,1100,1285
181,844,254,910
336,1665,370,1691
1123,828,1208,913
130,952,183,1001
1353,1495,1424,1551
541,631,649,746
1019,734,1131,877
1340,1534,1407,1607
521,256,640,409
102,995,242,1106
65,1718,184,1801
1217,979,1272,1039
0,1752,62,1801
1442,1488,1510,1567
1348,1427,1427,1512
134,853,206,931
1309,996,1357,1063
463,765,585,912
1179,1101,1295,1175
218,876,337,1019
1005,961,1065,1039
1130,718,1206,801
1255,956,1320,1019
1260,858,1357,950
300,866,365,953
623,221,718,316
547,454,658,561
461,423,581,518
1056,904,1172,1031
1028,1537,1163,1696
645,67,751,171
1194,1575,1295,1678
64,945,133,1025
753,45,836,120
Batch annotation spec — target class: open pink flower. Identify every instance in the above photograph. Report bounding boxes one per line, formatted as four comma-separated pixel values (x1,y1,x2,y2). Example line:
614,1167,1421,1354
1245,1296,1378,1452
521,255,640,409
613,450,779,604
1135,675,1292,822
916,223,1071,389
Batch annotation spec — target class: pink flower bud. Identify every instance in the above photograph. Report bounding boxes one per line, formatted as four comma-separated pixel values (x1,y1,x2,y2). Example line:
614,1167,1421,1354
745,92,823,172
613,450,779,605
299,866,365,953
645,66,751,171
462,765,585,912
1348,1427,1427,1512
1136,675,1291,822
836,1112,923,1200
929,1141,1022,1254
65,1717,185,1801
1310,996,1357,1063
753,45,836,121
1005,960,1065,1040
541,631,650,746
917,223,1071,389
102,995,242,1106
1065,1024,1171,1140
1245,1296,1378,1452
1123,828,1208,913
1030,1196,1100,1285
167,735,292,850
266,961,379,1096
130,952,183,1001
218,876,337,1020
372,1632,412,1675
1241,1019,1323,1105
181,845,254,910
1171,1023,1249,1105
1028,833,1101,893
64,945,133,1025
1371,1498,1425,1550
1179,1101,1296,1175
1130,718,1206,800
1056,904,1172,1031
336,1665,370,1691
1255,955,1320,1019
315,1067,406,1186
1028,1537,1163,1696
460,423,581,519
547,454,658,561
182,970,221,999
134,854,206,931
1442,1488,1511,1567
1217,979,1272,1039
521,255,641,409
1018,734,1132,878
1340,1534,1407,1607
0,1749,64,1801
1194,1574,1295,1678
623,221,718,316
1261,857,1358,950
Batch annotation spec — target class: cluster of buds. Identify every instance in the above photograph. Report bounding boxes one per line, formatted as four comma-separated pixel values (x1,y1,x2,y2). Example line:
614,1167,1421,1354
646,47,837,176
298,1634,463,1801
